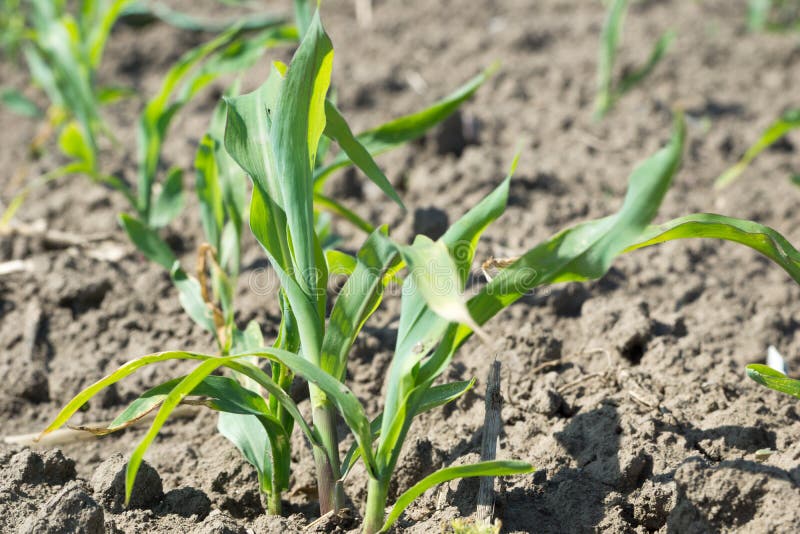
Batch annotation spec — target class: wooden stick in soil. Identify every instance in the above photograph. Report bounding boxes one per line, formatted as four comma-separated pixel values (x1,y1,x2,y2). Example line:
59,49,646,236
477,359,503,524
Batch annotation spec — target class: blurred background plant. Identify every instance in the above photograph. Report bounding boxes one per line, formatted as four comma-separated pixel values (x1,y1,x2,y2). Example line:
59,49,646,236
594,0,675,119
748,0,800,32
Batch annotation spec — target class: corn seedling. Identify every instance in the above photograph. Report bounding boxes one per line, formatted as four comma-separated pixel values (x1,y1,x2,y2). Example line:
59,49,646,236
0,1,294,228
594,0,675,119
714,108,800,188
37,9,494,520
0,0,136,226
40,5,800,531
19,0,140,159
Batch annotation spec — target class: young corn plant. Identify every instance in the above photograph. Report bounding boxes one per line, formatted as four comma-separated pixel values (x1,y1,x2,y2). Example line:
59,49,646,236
7,0,133,180
37,9,494,518
0,1,294,227
714,108,800,188
594,0,675,119
116,23,297,249
37,44,800,527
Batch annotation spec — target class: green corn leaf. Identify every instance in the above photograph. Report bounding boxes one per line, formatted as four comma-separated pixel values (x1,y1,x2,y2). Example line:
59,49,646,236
223,64,285,203
30,11,100,154
81,374,268,434
195,134,225,249
314,67,494,187
256,347,378,477
382,460,534,531
746,364,800,399
118,213,177,270
170,264,217,335
313,192,375,234
418,114,685,386
416,379,476,413
595,0,671,118
126,356,237,503
250,187,324,364
38,352,213,439
217,412,272,492
150,167,184,228
193,26,299,81
623,213,800,283
58,120,95,171
395,158,514,364
747,0,773,31
379,160,515,466
0,88,43,118
400,236,486,339
138,27,241,220
270,10,332,301
23,44,64,110
231,320,266,354
226,357,318,447
106,377,181,432
715,109,800,188
395,173,512,367
341,379,475,478
470,115,684,317
325,249,358,277
122,1,288,33
323,99,404,210
96,85,136,104
38,349,319,448
87,0,133,68
616,30,674,97
218,411,291,497
210,375,291,496
376,236,484,468
320,226,401,380
595,0,627,117
293,0,312,38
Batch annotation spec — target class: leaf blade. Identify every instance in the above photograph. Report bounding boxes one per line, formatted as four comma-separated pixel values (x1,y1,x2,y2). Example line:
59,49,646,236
382,460,534,531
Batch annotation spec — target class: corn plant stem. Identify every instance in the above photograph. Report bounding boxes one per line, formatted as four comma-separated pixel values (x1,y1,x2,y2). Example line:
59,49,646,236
261,488,282,515
311,397,345,514
363,477,389,534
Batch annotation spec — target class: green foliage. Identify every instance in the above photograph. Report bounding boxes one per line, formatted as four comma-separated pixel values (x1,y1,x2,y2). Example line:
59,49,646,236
595,0,674,118
383,461,534,532
40,10,509,525
747,0,800,32
28,2,800,533
0,88,42,118
746,364,800,398
0,0,26,59
17,0,133,178
313,66,495,189
120,1,286,33
715,108,800,188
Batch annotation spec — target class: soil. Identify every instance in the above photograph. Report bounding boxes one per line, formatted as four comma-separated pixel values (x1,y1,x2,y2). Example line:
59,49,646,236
2,0,800,532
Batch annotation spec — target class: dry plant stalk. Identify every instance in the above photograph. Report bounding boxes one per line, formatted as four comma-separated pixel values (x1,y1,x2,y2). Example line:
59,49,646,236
477,359,503,524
